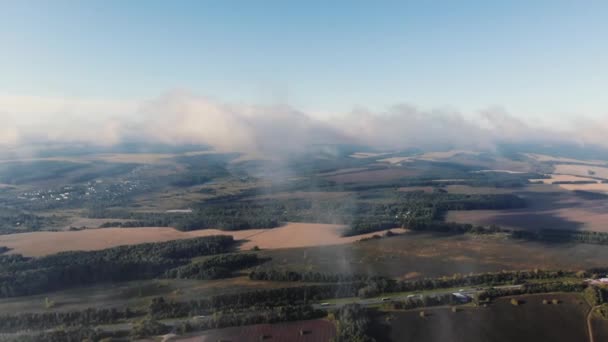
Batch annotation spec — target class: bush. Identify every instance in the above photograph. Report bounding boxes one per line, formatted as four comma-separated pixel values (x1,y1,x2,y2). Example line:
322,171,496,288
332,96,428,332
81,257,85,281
130,318,170,338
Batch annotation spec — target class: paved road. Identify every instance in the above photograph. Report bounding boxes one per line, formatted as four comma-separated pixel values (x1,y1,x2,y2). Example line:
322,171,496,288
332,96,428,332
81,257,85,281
42,284,523,337
587,305,600,342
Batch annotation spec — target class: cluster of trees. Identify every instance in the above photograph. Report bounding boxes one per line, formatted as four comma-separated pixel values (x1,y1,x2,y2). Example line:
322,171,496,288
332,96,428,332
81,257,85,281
343,192,525,236
176,305,325,334
331,304,376,342
584,285,608,306
0,161,87,185
0,307,141,332
147,268,592,321
249,270,380,283
408,221,503,235
0,210,61,234
0,235,235,297
250,267,591,299
90,187,526,237
147,283,363,319
130,318,171,338
595,303,608,319
92,202,284,231
8,327,128,342
512,229,608,245
388,293,462,310
164,253,265,280
355,269,581,297
477,281,586,301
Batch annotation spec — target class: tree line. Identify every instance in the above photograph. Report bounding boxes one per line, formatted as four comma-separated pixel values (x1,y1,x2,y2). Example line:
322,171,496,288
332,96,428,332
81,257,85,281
477,281,587,301
91,191,526,237
0,307,141,333
1,267,602,334
164,253,265,280
331,304,376,342
512,229,608,245
343,192,525,236
0,235,235,298
249,267,595,298
147,283,363,319
174,304,325,335
249,269,383,283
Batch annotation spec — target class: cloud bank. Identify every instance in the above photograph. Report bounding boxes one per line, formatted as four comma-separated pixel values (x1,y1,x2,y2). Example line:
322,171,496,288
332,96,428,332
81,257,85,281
0,91,604,156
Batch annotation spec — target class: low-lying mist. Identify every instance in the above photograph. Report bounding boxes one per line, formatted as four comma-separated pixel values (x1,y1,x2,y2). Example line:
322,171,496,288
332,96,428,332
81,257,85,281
1,90,607,158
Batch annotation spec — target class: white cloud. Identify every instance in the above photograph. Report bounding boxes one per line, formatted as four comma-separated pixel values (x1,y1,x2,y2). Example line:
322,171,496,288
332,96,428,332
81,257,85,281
0,90,605,154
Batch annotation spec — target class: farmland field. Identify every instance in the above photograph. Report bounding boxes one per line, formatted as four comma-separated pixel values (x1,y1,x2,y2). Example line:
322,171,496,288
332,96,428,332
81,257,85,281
257,233,608,278
0,223,406,256
381,293,594,342
525,153,607,166
446,189,608,232
530,174,600,184
554,164,608,180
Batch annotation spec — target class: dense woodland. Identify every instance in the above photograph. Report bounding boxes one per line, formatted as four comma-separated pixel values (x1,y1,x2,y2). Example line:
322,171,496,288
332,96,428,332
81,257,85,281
249,270,382,283
164,253,265,280
512,228,608,245
0,267,603,337
147,283,363,319
0,235,235,297
332,304,376,342
91,191,526,237
477,281,587,301
0,209,62,234
173,305,325,334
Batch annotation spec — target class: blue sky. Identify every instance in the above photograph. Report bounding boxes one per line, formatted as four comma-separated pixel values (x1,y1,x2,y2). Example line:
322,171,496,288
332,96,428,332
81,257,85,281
1,1,607,121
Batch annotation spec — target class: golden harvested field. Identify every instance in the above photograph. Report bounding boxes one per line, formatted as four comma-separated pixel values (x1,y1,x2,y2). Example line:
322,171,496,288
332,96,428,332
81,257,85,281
317,167,372,176
350,151,391,159
379,150,480,164
554,164,608,179
0,223,406,257
525,153,607,166
558,183,608,192
530,174,600,184
324,168,420,183
418,150,480,160
379,156,414,164
238,224,406,251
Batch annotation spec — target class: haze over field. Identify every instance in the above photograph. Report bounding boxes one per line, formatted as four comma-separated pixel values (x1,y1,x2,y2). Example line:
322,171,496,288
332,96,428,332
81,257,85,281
3,2,608,341
2,93,608,157
2,2,608,157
